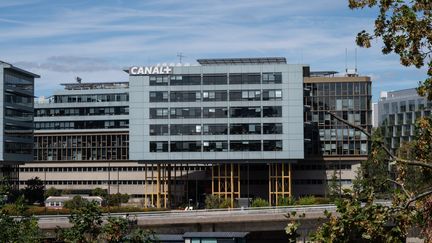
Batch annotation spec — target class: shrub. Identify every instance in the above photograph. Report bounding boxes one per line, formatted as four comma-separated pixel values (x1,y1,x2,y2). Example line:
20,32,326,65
64,195,89,210
278,196,296,206
296,196,317,205
204,195,231,209
107,193,129,207
44,187,61,198
251,198,269,207
314,197,331,204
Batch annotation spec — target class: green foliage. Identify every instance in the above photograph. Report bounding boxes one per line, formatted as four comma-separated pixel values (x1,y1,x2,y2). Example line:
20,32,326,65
327,170,342,201
296,196,317,205
59,201,103,243
23,177,45,204
358,127,393,198
102,217,129,243
44,187,61,198
91,187,108,198
107,193,129,207
278,196,296,206
349,0,432,100
311,190,412,242
204,195,231,209
127,228,158,243
63,195,89,210
251,197,269,207
0,212,42,242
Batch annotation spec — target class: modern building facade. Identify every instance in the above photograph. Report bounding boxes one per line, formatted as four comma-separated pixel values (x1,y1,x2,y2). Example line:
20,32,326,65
299,72,372,196
128,57,305,206
20,57,373,207
0,61,39,182
378,88,432,154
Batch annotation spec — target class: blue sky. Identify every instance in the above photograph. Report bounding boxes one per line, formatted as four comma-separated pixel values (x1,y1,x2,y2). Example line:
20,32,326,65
0,0,427,100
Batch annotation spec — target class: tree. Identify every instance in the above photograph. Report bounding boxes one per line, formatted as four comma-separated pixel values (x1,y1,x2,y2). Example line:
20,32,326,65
91,187,108,198
307,111,432,241
349,0,432,100
23,177,45,204
102,217,129,243
327,169,341,201
63,195,89,210
59,201,103,243
107,193,129,207
0,212,41,242
44,187,61,198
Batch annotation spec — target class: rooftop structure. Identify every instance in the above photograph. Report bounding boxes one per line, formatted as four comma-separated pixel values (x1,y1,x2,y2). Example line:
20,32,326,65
197,57,287,65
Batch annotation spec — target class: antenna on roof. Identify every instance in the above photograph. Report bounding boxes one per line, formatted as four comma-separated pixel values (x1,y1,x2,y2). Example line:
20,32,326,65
177,52,185,64
76,77,82,83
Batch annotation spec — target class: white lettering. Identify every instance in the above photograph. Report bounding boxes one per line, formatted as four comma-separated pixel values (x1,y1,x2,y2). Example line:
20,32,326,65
129,65,173,75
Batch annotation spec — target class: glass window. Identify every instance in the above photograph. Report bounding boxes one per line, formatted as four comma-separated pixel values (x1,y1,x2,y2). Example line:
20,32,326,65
203,141,228,152
202,91,227,102
230,140,261,151
203,124,228,135
229,73,261,84
262,72,282,84
262,90,282,101
150,141,168,152
170,75,201,85
263,123,282,134
149,125,168,135
203,107,228,118
170,91,201,102
203,74,227,85
149,91,168,102
149,75,169,86
229,90,261,101
170,107,201,119
230,107,261,118
170,124,202,135
263,140,283,151
150,108,168,119
170,141,201,152
263,106,282,117
230,123,261,134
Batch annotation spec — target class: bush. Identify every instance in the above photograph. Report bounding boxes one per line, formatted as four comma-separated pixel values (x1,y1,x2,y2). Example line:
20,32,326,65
296,196,317,205
204,195,231,209
314,197,331,204
107,193,129,207
278,196,296,206
64,196,90,210
91,188,108,198
44,187,61,198
251,198,269,207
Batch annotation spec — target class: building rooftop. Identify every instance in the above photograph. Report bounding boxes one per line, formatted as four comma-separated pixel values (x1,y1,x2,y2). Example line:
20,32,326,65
0,60,40,78
197,57,287,65
310,71,338,77
60,81,129,90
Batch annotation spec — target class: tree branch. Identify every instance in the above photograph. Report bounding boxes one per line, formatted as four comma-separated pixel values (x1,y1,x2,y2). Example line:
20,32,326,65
385,179,410,198
326,111,432,170
405,189,432,209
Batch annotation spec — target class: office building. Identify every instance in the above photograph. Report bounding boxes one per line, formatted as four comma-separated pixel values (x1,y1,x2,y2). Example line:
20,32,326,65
300,71,372,196
378,88,432,154
20,57,372,207
0,61,39,182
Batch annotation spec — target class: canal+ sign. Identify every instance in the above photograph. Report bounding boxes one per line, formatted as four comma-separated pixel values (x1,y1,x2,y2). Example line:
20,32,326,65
129,65,173,75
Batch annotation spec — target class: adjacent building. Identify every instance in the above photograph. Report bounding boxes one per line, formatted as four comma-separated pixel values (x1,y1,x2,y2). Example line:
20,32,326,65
0,61,39,182
378,88,432,154
300,71,372,196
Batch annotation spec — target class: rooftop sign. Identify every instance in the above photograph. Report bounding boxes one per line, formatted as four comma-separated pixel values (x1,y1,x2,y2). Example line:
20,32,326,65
129,65,173,75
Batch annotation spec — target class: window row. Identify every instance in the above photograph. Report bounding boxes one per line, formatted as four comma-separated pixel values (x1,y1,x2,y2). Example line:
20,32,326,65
150,106,282,119
150,140,283,152
35,120,129,130
149,72,282,86
305,82,370,96
53,93,129,103
150,89,282,102
35,106,129,117
150,123,282,135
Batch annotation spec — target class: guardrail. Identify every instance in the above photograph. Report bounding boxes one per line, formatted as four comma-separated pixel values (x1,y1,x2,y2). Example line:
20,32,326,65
36,204,338,220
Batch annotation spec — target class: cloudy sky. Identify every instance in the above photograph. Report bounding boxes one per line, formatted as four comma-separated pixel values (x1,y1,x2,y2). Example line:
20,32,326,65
0,0,427,100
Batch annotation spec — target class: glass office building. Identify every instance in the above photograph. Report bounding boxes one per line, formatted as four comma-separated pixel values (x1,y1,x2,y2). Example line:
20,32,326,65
0,61,39,182
378,88,432,154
